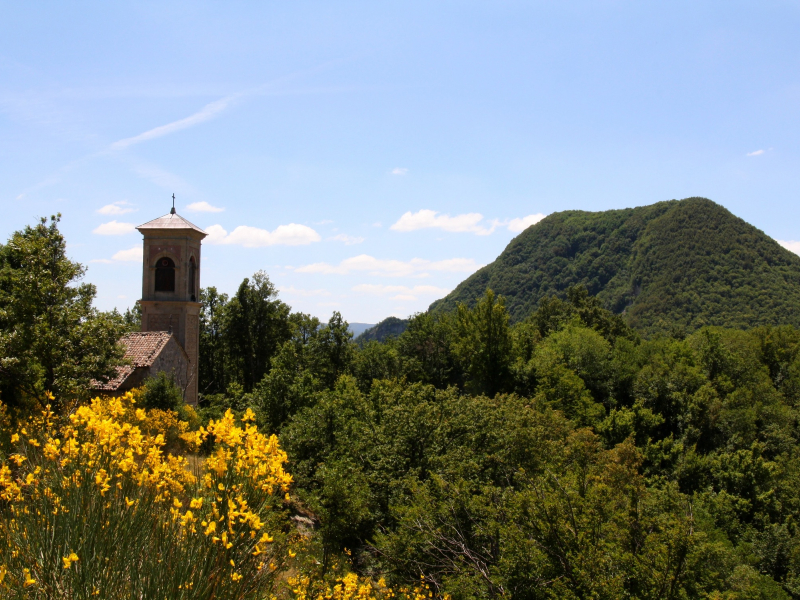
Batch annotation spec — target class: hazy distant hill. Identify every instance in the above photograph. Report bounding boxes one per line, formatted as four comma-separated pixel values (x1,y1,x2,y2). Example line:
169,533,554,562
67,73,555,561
348,322,375,337
355,317,409,343
430,197,800,334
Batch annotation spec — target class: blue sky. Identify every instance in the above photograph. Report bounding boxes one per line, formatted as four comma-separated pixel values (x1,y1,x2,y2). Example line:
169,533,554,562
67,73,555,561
2,1,799,324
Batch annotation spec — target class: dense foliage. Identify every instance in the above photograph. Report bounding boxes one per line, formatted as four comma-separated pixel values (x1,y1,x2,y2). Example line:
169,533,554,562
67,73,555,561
0,394,293,598
192,279,800,598
430,197,800,335
0,216,126,412
5,214,800,598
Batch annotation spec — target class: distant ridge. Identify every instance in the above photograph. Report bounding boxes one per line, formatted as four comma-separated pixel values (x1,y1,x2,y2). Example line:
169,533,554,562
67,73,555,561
348,322,376,337
355,317,409,344
430,198,800,334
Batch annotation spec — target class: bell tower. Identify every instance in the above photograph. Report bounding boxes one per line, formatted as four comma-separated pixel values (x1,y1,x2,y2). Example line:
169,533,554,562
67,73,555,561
136,202,207,405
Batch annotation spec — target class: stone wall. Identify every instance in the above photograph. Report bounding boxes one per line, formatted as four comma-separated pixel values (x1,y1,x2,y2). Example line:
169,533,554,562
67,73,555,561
148,337,191,402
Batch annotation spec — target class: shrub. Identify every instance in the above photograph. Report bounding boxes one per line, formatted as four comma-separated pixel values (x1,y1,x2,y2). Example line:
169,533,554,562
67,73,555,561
0,393,293,599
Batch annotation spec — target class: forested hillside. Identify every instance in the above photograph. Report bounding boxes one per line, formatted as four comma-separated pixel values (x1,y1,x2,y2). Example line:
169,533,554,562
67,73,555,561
355,316,409,344
190,283,800,598
430,197,800,334
5,216,800,598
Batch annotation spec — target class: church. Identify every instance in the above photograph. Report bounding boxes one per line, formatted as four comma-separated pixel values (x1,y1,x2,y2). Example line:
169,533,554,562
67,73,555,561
93,205,206,405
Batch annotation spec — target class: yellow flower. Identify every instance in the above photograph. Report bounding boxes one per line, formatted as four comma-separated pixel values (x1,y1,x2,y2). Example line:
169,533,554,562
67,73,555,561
189,497,203,509
204,521,217,536
10,433,19,443
231,572,242,582
62,552,79,569
23,568,36,587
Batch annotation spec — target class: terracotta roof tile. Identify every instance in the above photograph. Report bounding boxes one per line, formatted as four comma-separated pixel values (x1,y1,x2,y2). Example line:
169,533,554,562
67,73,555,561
91,331,173,391
93,366,136,391
121,331,173,367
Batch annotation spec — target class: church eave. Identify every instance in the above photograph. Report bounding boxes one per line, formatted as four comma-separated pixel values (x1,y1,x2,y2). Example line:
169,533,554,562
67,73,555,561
136,213,207,238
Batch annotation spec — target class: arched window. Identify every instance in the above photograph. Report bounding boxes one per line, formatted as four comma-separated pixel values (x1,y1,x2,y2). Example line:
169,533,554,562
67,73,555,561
154,257,175,292
189,256,197,301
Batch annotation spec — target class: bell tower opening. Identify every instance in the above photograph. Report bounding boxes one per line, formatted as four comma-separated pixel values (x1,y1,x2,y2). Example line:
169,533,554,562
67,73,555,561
189,256,197,301
155,257,176,292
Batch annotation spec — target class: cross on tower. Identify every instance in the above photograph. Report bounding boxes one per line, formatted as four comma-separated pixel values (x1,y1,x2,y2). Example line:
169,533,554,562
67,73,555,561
170,193,176,214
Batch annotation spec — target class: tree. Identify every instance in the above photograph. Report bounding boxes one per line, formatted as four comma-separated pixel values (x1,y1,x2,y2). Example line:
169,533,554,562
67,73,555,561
0,215,125,411
453,289,512,396
198,286,229,394
397,311,459,389
122,301,142,332
306,312,355,389
224,271,292,392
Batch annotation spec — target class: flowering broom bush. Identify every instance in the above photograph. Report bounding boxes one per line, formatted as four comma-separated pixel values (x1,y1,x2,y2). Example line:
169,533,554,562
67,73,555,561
286,573,443,600
0,393,293,599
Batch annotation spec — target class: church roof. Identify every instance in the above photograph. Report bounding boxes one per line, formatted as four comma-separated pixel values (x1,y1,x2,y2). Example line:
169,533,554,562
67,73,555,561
92,331,175,391
137,212,207,236
120,331,175,366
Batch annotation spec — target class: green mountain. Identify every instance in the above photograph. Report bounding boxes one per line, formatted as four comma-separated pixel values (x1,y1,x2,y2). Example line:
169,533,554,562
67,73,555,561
355,316,409,344
429,197,800,334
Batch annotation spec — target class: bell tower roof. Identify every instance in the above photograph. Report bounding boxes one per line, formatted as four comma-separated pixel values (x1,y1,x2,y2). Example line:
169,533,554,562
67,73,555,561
136,212,207,238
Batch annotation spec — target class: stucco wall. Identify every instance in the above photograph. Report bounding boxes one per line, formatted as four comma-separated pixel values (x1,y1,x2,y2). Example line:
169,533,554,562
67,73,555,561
148,337,190,402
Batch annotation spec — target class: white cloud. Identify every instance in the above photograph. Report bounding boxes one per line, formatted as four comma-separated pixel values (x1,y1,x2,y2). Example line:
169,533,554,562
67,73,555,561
112,246,143,262
392,210,549,235
295,254,481,278
205,223,321,247
93,220,136,235
205,225,229,244
328,234,365,245
97,201,135,215
507,213,546,233
110,96,234,150
778,240,800,255
352,284,450,302
279,286,332,297
747,149,765,156
89,258,113,264
391,209,498,235
391,167,409,175
186,201,224,213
